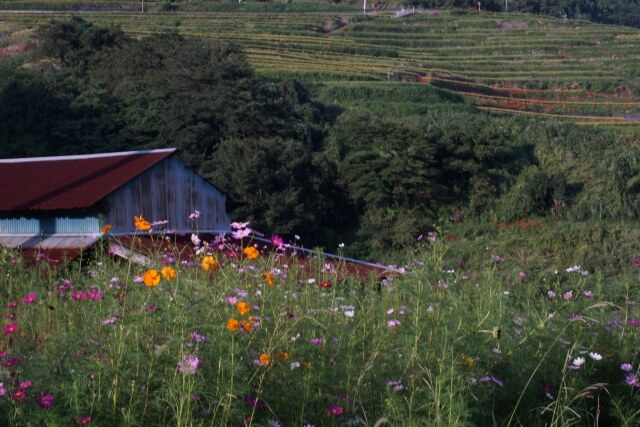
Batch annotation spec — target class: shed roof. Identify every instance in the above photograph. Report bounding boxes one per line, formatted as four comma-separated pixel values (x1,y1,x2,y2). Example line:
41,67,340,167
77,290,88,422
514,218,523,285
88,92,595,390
0,148,176,211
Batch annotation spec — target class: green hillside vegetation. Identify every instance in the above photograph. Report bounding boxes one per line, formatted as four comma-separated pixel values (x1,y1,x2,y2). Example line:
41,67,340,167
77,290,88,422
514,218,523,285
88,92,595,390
0,10,639,264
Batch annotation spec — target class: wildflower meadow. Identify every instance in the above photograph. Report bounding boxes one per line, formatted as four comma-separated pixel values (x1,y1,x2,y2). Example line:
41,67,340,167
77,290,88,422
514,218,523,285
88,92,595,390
1,217,640,426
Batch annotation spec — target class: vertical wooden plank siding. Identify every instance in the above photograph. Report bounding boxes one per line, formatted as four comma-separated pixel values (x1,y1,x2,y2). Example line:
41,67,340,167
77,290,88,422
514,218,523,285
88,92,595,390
104,157,230,233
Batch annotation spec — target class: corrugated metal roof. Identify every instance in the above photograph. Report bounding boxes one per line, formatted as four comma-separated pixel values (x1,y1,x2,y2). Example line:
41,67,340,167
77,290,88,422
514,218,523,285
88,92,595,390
0,148,176,211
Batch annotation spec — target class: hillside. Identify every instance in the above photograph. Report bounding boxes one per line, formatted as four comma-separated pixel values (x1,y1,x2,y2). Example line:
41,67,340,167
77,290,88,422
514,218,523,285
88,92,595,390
1,7,640,261
2,8,639,125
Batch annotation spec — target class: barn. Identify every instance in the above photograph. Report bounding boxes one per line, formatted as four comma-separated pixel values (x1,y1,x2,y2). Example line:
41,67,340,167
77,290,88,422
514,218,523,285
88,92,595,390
0,148,230,260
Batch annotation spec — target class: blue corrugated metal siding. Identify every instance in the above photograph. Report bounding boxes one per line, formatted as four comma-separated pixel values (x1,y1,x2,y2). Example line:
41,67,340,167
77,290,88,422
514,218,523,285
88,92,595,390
0,217,40,234
0,214,100,234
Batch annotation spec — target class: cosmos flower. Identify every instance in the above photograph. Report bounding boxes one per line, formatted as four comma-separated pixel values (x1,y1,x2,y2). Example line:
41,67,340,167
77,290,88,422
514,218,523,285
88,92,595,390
327,404,343,416
143,270,161,287
36,391,54,409
201,256,219,272
134,215,151,232
236,302,250,316
161,266,177,281
178,355,200,375
243,246,259,260
227,318,240,332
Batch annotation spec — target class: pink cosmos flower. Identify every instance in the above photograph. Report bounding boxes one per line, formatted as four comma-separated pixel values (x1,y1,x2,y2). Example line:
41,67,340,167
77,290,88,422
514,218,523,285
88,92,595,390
22,293,37,304
327,404,343,416
87,289,102,301
178,355,200,375
36,391,54,409
232,228,252,240
271,235,284,248
71,291,87,301
563,290,573,301
4,323,17,335
77,415,91,425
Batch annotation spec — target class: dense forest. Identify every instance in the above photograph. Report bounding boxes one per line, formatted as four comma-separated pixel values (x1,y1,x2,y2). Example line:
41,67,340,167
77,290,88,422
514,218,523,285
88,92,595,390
1,17,640,257
407,0,640,27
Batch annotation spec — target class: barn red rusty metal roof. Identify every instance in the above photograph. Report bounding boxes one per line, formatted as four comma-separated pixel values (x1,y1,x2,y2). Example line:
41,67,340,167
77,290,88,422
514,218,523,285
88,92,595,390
0,148,176,211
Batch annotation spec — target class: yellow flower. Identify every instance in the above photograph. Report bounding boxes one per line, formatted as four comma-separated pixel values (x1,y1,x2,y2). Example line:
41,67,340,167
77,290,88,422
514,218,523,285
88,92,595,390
226,318,239,332
276,351,289,360
263,272,275,287
161,266,177,281
143,269,161,287
462,355,475,368
201,256,219,272
101,224,112,234
243,246,259,260
236,301,250,316
134,215,151,232
259,353,271,366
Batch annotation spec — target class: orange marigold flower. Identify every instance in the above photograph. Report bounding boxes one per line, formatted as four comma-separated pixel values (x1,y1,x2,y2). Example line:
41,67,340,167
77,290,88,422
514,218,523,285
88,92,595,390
201,256,219,272
302,360,313,369
161,266,177,281
236,301,250,316
241,320,252,332
226,318,239,332
243,246,259,260
134,215,152,232
276,351,289,360
263,272,275,287
101,224,112,234
143,269,161,287
259,353,271,366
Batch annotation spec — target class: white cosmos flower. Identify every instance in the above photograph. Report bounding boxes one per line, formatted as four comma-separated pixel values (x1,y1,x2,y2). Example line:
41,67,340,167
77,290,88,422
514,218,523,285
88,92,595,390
589,352,603,361
572,357,586,366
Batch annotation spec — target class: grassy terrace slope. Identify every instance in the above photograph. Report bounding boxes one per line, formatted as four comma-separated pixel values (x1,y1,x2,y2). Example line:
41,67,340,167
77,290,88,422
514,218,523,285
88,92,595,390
1,8,640,124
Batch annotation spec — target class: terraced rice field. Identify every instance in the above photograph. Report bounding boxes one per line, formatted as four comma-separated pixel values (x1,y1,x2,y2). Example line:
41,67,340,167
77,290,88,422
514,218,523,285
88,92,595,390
1,8,639,124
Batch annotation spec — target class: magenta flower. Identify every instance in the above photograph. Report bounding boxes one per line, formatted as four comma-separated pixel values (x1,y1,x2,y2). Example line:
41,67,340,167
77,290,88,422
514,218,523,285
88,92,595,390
178,355,200,375
491,254,502,262
327,404,343,416
4,323,17,335
36,391,54,409
270,235,284,248
632,256,640,266
310,337,324,345
6,301,18,309
0,383,5,397
22,293,37,304
11,380,32,403
87,289,102,301
519,271,526,278
2,358,21,367
71,291,87,301
77,415,91,425
57,279,72,293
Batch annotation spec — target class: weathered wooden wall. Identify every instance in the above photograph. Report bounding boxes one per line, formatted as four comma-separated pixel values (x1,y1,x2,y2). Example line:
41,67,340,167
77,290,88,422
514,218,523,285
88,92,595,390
104,157,230,234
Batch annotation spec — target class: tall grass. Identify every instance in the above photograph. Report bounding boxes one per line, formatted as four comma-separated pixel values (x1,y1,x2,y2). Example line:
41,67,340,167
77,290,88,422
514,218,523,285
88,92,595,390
0,222,639,425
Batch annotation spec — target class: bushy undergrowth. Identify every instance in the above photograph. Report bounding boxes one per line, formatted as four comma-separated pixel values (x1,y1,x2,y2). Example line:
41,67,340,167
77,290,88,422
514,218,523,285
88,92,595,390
1,224,639,426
